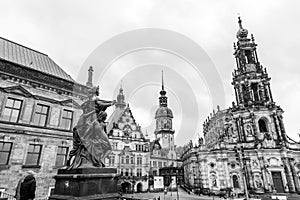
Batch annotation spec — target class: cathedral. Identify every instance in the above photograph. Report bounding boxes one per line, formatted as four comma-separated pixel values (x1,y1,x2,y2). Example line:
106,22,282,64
181,17,300,195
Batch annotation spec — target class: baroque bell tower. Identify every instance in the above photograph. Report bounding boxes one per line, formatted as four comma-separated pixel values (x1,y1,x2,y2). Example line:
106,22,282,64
154,71,175,150
232,17,274,107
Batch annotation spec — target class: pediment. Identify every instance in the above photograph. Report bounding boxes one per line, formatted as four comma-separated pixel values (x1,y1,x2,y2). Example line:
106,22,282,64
2,85,33,97
60,99,81,108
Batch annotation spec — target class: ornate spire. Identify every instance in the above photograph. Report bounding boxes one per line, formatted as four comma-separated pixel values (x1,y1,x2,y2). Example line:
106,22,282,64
160,70,166,96
236,16,248,40
159,70,167,106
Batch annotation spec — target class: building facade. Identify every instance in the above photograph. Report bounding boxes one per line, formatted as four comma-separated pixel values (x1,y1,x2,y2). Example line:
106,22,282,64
106,86,150,193
106,78,182,192
0,37,89,199
181,18,300,195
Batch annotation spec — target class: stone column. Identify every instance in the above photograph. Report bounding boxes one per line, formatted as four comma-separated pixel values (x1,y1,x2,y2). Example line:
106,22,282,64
234,86,239,105
273,114,283,142
278,115,287,143
282,157,296,192
258,156,270,191
267,83,273,102
239,84,244,106
289,158,300,192
244,158,254,189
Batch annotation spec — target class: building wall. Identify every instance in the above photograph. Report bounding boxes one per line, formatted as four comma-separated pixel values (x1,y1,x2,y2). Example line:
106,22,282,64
0,75,85,199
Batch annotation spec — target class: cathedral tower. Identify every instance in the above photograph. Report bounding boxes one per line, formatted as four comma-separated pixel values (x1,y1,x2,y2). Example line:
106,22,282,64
232,17,274,107
154,71,175,150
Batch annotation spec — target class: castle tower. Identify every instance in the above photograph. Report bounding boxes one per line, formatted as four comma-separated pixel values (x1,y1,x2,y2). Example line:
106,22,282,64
115,81,126,109
154,71,175,150
232,17,274,107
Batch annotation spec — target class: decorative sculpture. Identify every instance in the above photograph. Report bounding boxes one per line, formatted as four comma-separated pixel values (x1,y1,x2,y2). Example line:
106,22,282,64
67,86,116,169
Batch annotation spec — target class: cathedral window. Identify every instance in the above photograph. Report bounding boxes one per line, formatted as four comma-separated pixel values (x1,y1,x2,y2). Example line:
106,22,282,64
232,175,240,188
258,118,268,132
251,83,259,101
245,50,254,64
2,97,23,122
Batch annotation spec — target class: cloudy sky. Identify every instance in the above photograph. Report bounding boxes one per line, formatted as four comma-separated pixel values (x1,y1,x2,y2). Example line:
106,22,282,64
1,0,300,146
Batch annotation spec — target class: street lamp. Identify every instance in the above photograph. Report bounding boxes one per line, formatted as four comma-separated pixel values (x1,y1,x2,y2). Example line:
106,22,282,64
234,145,249,200
176,169,179,200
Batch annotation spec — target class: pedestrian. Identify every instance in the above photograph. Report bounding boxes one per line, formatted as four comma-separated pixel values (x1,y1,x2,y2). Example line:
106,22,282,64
20,170,36,200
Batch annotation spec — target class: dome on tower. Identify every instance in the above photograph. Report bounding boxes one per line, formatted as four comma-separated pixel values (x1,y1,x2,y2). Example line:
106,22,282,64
155,106,173,119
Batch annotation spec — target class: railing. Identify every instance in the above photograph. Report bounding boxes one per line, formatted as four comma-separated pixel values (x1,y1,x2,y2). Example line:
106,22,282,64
0,191,15,200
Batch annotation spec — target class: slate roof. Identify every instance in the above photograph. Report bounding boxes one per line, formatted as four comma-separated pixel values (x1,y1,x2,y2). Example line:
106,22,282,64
107,107,125,131
0,37,74,82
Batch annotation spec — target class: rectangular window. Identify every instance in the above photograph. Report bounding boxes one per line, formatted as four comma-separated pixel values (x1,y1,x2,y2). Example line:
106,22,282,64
0,142,13,165
55,146,68,166
112,142,118,150
25,144,42,166
136,168,142,177
158,161,162,168
60,110,73,130
33,104,49,126
131,156,134,164
125,168,129,176
153,161,157,167
109,155,115,166
2,98,23,122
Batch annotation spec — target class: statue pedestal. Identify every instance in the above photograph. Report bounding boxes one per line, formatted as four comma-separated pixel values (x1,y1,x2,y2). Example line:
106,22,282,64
49,168,120,200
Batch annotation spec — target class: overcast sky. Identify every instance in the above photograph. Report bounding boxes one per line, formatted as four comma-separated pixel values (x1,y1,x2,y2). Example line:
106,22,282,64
1,0,300,146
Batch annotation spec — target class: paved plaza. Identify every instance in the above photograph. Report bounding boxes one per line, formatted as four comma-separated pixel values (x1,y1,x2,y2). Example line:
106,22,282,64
122,188,225,200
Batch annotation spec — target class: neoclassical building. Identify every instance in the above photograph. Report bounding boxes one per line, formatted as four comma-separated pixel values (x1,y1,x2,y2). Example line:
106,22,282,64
181,18,300,195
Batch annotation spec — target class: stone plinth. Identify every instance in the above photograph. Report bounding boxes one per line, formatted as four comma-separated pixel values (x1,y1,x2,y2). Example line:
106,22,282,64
49,168,120,200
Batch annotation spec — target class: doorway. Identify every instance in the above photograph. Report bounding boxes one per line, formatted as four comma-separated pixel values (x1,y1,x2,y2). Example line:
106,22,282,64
121,182,131,193
272,171,284,193
137,182,143,193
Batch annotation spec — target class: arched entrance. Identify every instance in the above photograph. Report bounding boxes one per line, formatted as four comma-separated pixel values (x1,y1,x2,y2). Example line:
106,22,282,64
121,182,131,193
137,182,143,193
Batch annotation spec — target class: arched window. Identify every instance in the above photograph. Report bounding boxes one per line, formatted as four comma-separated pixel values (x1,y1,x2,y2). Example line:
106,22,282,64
258,118,268,132
251,83,259,101
232,175,239,188
126,156,129,164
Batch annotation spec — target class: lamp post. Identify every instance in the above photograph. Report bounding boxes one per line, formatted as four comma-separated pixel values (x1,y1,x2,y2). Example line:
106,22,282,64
176,169,179,200
234,145,249,200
